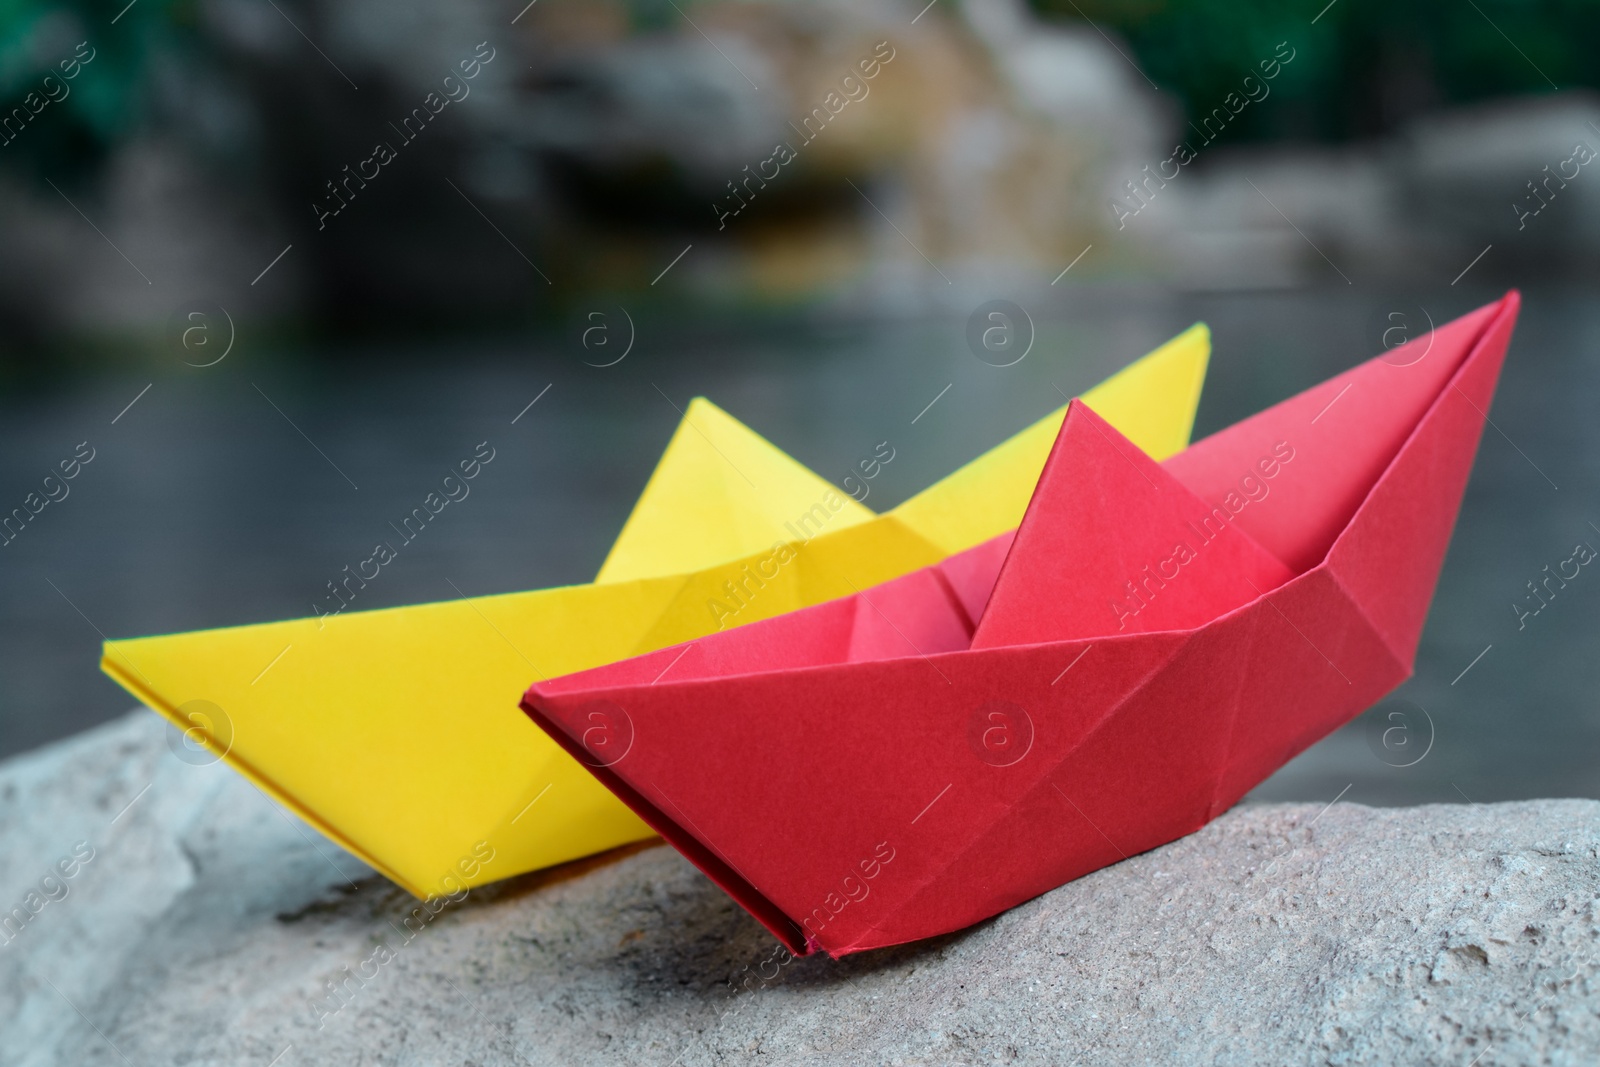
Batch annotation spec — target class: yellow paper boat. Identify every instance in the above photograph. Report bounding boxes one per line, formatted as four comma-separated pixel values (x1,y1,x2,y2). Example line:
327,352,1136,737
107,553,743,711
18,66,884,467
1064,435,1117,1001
102,326,1209,898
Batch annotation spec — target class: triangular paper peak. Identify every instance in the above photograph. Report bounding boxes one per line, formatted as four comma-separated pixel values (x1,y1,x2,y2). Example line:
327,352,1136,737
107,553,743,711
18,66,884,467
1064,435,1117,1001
972,402,1293,648
597,397,874,583
890,322,1211,555
99,330,1216,904
523,297,1522,958
1164,298,1508,574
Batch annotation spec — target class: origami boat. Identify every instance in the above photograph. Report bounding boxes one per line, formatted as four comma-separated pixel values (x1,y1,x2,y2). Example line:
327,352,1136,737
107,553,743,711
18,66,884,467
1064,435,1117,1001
100,327,1209,899
523,293,1521,957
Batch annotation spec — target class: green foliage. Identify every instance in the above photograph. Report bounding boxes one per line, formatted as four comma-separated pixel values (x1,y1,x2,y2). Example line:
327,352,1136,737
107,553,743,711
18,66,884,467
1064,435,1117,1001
0,0,193,181
1034,0,1597,142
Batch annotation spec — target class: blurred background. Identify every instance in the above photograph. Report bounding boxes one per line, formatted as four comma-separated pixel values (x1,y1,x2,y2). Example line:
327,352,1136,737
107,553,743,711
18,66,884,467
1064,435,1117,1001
2,0,1597,807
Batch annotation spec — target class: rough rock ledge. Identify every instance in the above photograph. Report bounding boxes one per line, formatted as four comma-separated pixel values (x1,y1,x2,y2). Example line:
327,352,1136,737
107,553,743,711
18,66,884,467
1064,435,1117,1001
2,711,1597,1066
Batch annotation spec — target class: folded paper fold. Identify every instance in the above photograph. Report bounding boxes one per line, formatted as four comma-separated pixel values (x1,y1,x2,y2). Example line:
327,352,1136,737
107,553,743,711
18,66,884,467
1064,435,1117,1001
523,293,1520,957
102,325,1211,898
970,403,1294,648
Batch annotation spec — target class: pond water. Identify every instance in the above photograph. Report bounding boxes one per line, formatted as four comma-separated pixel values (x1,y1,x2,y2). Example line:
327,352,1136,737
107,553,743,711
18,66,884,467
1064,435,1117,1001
1,281,1593,810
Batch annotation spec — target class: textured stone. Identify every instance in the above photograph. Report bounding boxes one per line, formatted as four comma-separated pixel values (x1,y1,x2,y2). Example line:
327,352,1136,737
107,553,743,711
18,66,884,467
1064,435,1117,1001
3,710,1598,1066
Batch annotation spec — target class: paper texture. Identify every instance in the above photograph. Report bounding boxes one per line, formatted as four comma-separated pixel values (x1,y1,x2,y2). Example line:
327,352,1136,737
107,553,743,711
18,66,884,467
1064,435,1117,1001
524,295,1519,956
101,326,1210,898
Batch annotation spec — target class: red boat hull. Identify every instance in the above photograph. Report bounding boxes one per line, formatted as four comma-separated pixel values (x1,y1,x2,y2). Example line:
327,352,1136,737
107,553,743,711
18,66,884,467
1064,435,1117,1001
524,293,1520,956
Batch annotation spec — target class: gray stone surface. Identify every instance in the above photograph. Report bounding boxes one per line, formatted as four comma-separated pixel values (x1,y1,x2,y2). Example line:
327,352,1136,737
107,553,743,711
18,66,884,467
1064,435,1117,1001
3,710,1598,1066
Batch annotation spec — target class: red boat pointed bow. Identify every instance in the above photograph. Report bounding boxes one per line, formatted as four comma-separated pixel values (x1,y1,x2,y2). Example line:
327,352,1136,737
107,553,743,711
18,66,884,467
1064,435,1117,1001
523,294,1521,957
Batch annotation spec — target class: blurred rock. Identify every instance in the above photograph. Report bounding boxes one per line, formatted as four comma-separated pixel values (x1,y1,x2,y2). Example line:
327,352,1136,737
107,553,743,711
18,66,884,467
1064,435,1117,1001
492,0,1168,303
0,0,1175,335
1138,147,1393,290
5,709,1599,1065
0,139,295,346
5,0,1600,341
1136,90,1600,290
1398,91,1600,265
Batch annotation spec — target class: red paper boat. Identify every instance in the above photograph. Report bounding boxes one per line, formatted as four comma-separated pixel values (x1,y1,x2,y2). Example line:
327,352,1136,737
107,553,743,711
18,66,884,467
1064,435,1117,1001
522,293,1520,957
